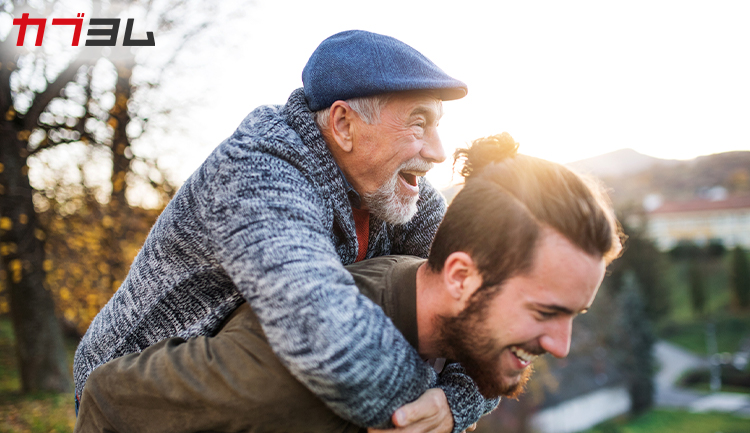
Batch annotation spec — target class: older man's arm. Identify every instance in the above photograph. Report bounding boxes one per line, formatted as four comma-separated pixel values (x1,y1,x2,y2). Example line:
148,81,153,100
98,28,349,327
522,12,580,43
201,151,453,429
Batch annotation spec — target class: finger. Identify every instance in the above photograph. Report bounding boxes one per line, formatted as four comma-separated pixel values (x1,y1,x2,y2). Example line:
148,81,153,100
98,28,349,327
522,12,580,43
393,389,442,427
468,423,478,431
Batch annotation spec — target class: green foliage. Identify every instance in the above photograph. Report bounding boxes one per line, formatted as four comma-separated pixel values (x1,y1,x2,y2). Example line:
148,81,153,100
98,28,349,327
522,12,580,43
612,272,656,414
669,240,726,260
731,246,750,308
665,253,732,322
585,409,750,433
688,259,707,318
608,224,671,323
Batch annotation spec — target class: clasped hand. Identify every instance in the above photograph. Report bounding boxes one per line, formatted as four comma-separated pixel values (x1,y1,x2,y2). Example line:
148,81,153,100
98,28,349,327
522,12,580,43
367,389,477,433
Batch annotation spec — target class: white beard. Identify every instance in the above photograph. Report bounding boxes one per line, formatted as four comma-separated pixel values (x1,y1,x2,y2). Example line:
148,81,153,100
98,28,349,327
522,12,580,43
362,158,433,225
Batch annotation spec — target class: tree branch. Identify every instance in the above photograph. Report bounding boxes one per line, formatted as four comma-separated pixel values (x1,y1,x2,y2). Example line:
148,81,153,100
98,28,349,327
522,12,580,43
24,58,89,131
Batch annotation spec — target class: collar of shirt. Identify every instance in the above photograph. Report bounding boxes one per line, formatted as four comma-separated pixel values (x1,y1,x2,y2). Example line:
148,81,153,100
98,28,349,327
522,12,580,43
333,161,362,209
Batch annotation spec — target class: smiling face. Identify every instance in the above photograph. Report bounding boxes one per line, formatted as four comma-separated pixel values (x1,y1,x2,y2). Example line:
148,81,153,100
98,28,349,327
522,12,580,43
350,92,446,224
437,228,606,398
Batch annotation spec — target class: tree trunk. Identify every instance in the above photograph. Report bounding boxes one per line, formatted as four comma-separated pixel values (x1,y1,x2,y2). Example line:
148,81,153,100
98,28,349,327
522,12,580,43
0,39,72,394
105,56,136,290
0,120,72,394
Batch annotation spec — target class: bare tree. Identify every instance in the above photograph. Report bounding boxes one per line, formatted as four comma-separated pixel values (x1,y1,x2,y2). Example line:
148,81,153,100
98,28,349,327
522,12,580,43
0,0,247,392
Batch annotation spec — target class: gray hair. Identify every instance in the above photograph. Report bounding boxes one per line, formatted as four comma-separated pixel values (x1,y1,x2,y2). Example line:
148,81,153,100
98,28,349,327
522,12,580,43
314,94,392,131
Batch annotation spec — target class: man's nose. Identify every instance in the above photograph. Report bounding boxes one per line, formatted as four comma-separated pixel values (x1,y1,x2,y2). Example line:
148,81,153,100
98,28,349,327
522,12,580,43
539,319,573,359
420,130,446,164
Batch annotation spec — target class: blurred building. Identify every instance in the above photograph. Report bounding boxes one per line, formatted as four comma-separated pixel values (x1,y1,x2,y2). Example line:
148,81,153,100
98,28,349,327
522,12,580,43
646,194,750,251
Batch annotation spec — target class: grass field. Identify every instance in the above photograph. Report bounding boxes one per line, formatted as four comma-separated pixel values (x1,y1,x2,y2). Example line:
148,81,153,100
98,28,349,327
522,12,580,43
584,409,750,433
0,319,76,433
659,315,750,355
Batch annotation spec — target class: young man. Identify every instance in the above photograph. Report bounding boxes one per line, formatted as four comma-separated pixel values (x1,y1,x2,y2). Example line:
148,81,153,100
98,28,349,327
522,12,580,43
75,134,622,433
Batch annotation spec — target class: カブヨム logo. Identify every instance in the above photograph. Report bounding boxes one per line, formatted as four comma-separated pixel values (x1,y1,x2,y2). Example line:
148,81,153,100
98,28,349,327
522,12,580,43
13,13,155,47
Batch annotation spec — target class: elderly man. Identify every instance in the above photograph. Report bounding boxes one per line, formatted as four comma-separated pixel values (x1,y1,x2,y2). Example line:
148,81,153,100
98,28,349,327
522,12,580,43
73,30,487,433
74,135,623,433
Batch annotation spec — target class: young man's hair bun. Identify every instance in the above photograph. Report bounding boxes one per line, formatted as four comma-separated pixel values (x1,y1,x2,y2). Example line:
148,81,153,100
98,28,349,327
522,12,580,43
453,133,519,180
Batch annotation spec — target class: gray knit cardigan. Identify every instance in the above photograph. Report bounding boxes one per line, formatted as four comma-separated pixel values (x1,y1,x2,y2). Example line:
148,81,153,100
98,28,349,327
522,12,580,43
73,89,494,431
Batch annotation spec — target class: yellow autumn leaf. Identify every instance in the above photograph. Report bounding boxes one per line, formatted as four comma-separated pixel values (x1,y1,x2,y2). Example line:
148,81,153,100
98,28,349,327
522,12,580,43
0,217,11,231
16,130,31,141
9,259,22,283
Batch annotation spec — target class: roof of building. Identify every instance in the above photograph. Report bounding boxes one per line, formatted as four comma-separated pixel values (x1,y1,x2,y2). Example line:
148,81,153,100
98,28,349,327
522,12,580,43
649,194,750,215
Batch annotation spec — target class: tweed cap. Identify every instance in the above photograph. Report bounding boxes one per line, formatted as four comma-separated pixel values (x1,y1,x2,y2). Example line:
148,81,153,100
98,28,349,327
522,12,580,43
302,30,468,111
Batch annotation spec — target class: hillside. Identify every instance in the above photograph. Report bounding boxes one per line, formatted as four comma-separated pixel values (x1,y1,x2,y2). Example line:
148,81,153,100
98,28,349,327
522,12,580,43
441,149,750,209
568,150,750,209
567,148,681,178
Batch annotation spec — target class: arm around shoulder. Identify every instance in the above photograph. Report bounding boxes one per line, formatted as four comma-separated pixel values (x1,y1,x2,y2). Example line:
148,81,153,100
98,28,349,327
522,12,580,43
201,154,438,428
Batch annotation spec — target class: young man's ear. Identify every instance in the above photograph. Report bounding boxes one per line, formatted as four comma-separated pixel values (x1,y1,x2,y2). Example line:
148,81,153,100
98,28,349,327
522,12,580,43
328,101,357,153
442,252,483,310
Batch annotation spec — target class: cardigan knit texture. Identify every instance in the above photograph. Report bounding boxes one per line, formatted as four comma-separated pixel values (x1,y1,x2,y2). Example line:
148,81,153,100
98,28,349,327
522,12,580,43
73,88,488,431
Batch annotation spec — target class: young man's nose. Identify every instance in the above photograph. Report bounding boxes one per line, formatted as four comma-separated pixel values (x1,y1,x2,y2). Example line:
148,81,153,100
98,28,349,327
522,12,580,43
539,319,573,359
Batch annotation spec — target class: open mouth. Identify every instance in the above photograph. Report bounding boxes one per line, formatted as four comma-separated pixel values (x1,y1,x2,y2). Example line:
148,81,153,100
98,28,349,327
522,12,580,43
510,346,540,368
398,170,425,187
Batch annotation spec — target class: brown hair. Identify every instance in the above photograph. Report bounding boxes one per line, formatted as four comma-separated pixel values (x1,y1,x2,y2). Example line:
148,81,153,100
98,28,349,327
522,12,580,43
428,133,622,294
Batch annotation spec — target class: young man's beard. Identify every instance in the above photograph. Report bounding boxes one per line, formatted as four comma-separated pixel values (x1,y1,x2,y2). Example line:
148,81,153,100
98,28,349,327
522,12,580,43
436,296,535,399
362,159,432,226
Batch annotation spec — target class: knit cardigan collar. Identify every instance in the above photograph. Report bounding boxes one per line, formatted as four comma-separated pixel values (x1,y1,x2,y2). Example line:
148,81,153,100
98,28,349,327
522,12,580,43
280,88,387,264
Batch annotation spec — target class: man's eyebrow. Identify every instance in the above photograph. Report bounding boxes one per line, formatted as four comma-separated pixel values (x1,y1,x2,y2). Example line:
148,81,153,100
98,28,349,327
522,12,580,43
535,303,585,316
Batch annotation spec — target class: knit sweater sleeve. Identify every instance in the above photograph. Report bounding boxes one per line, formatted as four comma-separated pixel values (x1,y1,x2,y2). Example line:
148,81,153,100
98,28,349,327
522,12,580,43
437,364,501,428
203,152,440,429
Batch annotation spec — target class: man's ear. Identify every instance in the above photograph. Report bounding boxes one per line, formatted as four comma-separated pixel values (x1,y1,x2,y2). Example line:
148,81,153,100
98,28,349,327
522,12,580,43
442,252,483,307
328,101,357,153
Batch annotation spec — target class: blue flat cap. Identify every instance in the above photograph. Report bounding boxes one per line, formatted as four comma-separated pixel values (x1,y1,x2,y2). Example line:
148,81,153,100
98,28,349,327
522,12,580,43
303,30,468,111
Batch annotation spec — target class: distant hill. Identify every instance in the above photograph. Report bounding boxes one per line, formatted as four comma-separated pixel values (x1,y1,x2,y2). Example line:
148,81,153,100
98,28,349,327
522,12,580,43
569,150,750,208
567,148,681,178
441,149,750,209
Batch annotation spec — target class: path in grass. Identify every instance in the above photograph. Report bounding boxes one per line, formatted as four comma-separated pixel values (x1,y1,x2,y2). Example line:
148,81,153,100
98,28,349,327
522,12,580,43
654,340,750,416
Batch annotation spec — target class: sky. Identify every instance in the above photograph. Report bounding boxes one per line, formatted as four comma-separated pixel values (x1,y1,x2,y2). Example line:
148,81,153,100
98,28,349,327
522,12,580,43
7,0,750,191
163,0,750,189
